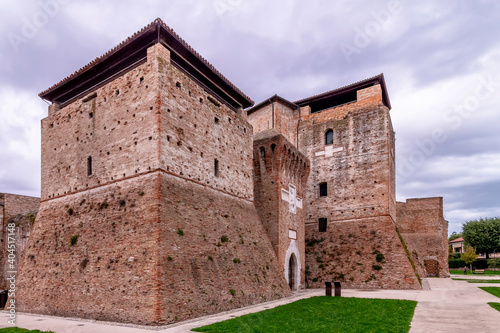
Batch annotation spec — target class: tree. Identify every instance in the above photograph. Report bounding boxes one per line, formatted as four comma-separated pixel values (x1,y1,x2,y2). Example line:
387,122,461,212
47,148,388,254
462,217,500,259
488,258,500,272
448,232,462,242
461,246,478,271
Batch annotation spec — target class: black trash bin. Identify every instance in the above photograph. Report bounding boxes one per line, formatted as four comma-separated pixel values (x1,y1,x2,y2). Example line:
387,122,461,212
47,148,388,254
334,281,341,297
0,290,8,309
325,281,332,296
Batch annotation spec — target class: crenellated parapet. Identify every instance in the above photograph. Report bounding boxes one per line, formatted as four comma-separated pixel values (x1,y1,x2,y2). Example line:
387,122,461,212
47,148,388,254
252,129,310,290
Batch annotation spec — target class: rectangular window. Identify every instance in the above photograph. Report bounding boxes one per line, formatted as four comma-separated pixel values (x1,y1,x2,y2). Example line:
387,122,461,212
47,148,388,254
87,156,92,176
319,218,327,232
319,182,327,197
214,159,219,177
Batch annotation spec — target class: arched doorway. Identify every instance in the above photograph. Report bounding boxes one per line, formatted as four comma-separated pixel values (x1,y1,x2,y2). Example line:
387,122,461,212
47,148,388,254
288,253,297,290
284,239,301,290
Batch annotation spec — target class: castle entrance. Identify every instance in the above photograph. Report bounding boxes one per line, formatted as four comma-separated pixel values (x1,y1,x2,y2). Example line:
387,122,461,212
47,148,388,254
288,253,297,289
424,259,439,277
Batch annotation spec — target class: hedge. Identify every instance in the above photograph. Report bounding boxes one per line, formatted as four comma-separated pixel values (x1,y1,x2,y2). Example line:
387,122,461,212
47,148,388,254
449,258,488,269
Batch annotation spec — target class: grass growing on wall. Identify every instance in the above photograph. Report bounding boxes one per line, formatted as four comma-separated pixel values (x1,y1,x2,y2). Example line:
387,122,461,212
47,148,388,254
395,227,421,285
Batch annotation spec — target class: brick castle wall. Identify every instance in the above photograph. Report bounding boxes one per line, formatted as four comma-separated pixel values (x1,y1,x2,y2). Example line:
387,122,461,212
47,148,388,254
17,43,289,325
305,216,421,289
397,197,450,278
253,130,310,289
299,86,420,289
1,194,40,223
0,194,39,289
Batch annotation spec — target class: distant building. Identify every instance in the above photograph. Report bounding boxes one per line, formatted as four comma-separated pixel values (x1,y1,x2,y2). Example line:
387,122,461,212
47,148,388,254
450,237,465,254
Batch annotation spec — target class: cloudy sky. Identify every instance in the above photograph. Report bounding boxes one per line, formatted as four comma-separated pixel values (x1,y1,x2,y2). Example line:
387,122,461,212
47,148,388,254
1,0,499,235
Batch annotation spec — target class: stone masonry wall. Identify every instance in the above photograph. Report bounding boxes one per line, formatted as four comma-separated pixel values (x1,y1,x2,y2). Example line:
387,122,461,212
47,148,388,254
397,197,449,278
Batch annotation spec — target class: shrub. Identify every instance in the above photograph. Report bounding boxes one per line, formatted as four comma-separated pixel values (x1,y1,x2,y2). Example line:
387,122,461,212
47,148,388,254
448,258,466,268
229,289,236,296
372,265,382,271
177,229,184,236
221,235,229,243
233,258,241,263
376,253,385,263
448,258,488,269
68,208,74,216
70,235,79,246
306,238,325,247
167,256,173,261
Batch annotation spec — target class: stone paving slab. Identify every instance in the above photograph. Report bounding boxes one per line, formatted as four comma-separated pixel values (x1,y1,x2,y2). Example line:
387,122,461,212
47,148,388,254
1,279,500,332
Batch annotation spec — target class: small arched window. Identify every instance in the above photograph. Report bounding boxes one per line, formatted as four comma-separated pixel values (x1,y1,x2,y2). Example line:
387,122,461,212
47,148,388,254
325,129,333,145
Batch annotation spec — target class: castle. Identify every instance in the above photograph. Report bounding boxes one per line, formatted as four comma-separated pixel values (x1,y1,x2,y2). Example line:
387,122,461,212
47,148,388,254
12,19,448,325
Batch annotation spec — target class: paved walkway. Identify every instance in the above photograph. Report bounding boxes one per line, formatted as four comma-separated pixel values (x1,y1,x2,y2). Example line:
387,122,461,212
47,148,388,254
410,277,500,333
1,278,499,332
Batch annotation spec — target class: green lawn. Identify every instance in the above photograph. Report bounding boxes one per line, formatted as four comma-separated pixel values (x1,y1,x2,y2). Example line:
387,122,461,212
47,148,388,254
479,287,500,298
192,296,417,333
488,302,500,312
452,279,500,283
449,269,500,275
0,328,54,333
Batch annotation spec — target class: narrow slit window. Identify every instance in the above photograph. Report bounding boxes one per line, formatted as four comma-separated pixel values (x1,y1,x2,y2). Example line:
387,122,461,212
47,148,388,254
319,218,327,232
325,129,334,145
214,159,219,177
87,156,92,176
319,182,327,197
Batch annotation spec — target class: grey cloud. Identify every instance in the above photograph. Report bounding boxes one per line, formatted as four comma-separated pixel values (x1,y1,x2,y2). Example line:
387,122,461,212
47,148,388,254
1,1,500,237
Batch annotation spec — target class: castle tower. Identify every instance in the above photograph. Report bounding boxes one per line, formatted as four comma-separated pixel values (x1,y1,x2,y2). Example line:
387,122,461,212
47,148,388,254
296,75,420,289
17,20,290,325
248,96,310,290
